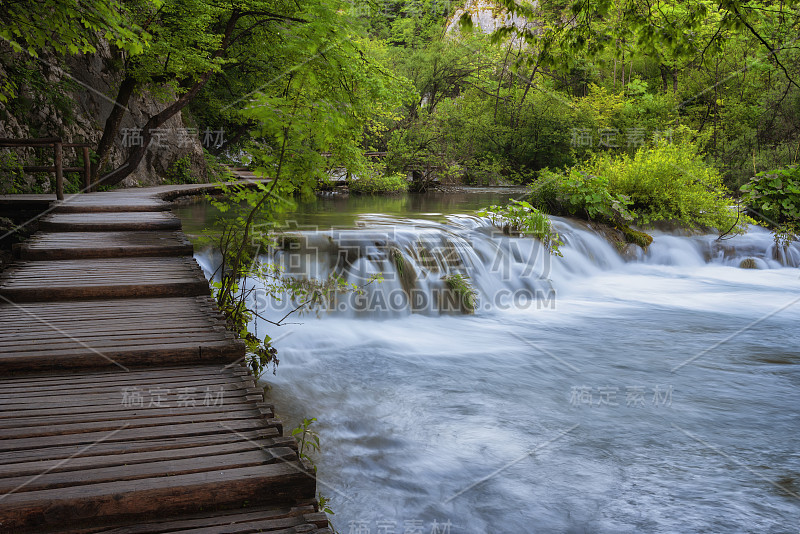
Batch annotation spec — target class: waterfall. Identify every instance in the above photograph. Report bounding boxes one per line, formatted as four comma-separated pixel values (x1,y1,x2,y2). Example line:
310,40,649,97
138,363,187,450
192,216,798,319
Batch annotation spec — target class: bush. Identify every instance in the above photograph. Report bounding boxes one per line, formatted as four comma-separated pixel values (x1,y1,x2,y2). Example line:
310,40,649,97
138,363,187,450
528,169,653,248
741,165,800,245
580,139,745,232
529,168,634,224
347,170,408,194
165,155,196,184
204,150,233,182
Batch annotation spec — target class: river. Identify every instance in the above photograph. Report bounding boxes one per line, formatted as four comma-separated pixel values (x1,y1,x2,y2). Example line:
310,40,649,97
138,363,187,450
175,190,800,533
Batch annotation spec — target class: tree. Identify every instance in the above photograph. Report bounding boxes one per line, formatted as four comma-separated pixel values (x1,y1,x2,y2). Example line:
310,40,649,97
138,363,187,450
94,0,310,186
0,0,149,102
206,15,413,374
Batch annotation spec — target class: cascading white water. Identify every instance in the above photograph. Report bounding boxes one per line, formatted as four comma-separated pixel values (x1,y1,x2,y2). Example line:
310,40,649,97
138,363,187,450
193,216,799,318
189,210,800,533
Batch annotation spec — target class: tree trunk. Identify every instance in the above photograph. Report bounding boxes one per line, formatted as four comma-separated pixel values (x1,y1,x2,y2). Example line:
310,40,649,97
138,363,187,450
95,70,215,187
91,75,137,186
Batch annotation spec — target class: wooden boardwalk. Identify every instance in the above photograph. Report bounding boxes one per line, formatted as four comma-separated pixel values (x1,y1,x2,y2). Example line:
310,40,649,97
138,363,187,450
0,187,329,533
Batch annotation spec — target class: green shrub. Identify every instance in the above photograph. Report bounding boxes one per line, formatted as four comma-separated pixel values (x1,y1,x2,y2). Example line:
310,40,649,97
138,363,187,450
478,199,563,255
165,155,196,184
580,139,745,232
741,165,800,245
528,169,654,248
347,170,408,194
529,168,634,224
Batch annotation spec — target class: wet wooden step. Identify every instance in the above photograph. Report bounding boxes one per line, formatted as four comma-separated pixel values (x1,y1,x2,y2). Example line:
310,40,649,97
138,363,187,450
18,231,194,260
39,212,182,232
53,194,172,213
0,257,210,302
0,296,244,372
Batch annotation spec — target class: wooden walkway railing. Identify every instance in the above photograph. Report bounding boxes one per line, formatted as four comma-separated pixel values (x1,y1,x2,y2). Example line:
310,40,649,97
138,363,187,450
0,137,92,201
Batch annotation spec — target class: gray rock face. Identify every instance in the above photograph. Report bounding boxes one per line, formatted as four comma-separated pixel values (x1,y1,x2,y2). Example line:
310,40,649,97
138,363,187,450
445,0,534,36
0,43,207,191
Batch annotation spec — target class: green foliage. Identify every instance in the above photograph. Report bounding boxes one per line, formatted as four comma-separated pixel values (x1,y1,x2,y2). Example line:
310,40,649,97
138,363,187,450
203,150,233,182
0,152,24,194
581,138,746,232
292,417,321,469
165,155,195,185
0,0,147,60
443,274,479,314
741,165,800,245
479,200,564,255
620,226,654,248
530,169,634,224
193,0,411,379
348,170,409,194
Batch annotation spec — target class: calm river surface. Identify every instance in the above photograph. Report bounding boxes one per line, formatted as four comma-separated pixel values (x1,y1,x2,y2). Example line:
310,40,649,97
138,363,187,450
175,190,800,533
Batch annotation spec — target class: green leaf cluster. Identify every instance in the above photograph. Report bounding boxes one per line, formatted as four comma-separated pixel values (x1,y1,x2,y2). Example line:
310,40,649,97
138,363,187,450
529,169,634,224
741,165,800,244
442,274,479,314
479,199,564,255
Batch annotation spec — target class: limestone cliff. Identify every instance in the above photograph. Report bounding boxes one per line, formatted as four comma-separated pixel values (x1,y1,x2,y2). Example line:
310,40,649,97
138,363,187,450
445,0,533,35
0,42,208,193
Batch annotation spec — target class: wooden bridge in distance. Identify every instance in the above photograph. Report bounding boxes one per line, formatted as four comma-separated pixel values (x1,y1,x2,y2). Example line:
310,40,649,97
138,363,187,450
0,187,330,532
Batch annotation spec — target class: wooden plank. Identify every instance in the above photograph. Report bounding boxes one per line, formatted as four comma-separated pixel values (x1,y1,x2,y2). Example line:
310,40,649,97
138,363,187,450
0,409,264,439
53,199,172,213
0,448,299,494
0,137,61,146
0,429,287,466
0,418,274,453
0,280,210,301
0,439,288,478
0,381,255,408
54,141,64,201
59,504,321,534
0,390,258,413
18,231,194,260
39,212,182,232
0,462,316,531
0,339,245,372
0,371,248,395
0,365,243,388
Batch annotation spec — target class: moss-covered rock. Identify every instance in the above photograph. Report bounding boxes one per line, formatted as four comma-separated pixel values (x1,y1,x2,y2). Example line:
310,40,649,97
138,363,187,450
739,258,758,269
620,225,654,249
443,273,478,314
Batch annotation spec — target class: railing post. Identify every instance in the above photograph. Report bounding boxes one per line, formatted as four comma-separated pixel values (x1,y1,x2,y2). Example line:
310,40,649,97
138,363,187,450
54,141,64,201
83,146,91,192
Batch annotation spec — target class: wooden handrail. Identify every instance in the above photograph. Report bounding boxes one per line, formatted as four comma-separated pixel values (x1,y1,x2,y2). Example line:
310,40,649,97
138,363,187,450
0,137,62,147
0,138,93,199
